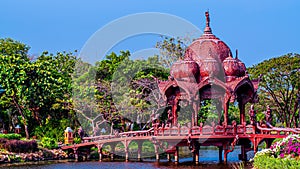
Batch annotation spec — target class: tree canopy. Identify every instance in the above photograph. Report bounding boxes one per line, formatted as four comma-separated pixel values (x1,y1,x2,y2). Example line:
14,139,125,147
248,53,300,127
0,38,78,140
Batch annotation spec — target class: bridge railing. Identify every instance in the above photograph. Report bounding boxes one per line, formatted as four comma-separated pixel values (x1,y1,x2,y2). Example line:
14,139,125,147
156,122,240,136
154,121,300,136
82,123,300,142
82,128,154,142
256,125,300,135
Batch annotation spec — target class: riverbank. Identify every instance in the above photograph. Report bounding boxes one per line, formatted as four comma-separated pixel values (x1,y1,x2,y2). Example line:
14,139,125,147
0,148,68,163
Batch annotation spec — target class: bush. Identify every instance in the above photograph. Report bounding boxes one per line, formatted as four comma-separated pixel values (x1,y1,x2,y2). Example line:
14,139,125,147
73,137,81,144
40,137,58,149
0,133,22,140
254,154,300,169
253,134,300,169
3,139,37,153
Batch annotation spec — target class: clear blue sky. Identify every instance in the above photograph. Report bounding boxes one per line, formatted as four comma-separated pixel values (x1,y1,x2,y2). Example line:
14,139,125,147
1,0,299,67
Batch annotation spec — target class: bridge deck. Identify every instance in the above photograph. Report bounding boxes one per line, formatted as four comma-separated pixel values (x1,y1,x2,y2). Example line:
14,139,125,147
60,124,300,164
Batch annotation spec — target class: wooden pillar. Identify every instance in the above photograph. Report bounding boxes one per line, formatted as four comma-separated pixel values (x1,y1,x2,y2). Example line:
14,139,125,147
252,138,258,154
218,146,223,162
74,148,78,162
265,139,274,149
86,149,90,161
167,153,171,162
97,146,103,162
194,148,199,164
222,143,228,164
223,101,229,126
192,101,199,126
110,144,116,161
239,102,245,125
122,140,130,162
240,145,246,161
125,146,129,162
137,142,142,161
174,146,179,164
172,104,178,126
154,144,160,161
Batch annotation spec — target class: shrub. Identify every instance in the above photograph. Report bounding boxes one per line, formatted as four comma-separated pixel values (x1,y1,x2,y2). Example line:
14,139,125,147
40,137,58,149
3,139,37,153
254,154,300,169
73,137,81,144
253,134,300,169
0,133,22,140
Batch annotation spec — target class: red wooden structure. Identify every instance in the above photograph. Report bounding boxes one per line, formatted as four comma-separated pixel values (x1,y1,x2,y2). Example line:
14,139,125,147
61,12,300,164
157,11,259,127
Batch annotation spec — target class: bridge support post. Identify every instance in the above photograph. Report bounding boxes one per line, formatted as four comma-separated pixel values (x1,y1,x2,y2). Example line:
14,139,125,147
73,148,78,162
218,146,223,162
154,144,160,161
137,142,142,161
122,140,130,162
110,144,116,161
86,149,91,161
240,145,247,161
265,139,274,149
194,150,199,164
223,143,229,164
174,146,179,164
97,144,103,162
167,154,171,162
193,142,200,164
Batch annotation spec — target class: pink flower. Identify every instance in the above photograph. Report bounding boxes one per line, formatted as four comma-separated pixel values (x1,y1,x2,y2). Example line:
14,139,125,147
280,153,285,158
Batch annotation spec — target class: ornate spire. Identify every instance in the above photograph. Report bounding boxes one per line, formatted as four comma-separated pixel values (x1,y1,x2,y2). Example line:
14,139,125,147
235,49,239,59
205,11,210,27
204,11,212,34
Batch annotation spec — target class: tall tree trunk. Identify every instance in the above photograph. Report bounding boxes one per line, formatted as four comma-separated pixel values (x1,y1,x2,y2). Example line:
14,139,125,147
12,97,30,139
24,123,29,139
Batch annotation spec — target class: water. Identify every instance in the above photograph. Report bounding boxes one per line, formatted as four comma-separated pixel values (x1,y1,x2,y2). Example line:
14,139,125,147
0,148,253,169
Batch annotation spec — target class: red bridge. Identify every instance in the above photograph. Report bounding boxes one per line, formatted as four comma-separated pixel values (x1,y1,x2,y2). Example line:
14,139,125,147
61,123,300,164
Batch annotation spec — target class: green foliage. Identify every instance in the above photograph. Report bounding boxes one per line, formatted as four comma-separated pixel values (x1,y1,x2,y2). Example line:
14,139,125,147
254,135,300,169
198,100,219,124
40,137,58,149
248,53,300,127
253,154,300,169
73,137,81,144
34,119,70,142
142,141,154,152
0,133,21,140
0,37,78,140
155,36,187,68
111,54,169,123
228,103,240,124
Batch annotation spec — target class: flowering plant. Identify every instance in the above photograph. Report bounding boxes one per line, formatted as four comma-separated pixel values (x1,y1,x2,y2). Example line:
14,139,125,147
253,135,300,169
269,134,300,159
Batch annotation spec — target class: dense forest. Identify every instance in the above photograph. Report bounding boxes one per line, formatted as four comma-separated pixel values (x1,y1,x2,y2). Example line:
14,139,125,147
0,37,299,145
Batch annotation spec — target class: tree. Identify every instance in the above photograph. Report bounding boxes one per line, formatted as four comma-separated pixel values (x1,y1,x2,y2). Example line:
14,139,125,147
248,53,300,127
0,38,78,140
111,55,169,129
155,36,187,68
0,38,31,138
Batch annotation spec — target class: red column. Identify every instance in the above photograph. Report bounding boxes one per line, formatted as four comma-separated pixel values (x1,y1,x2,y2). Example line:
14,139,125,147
239,102,245,125
192,101,199,126
172,104,178,126
223,101,229,126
